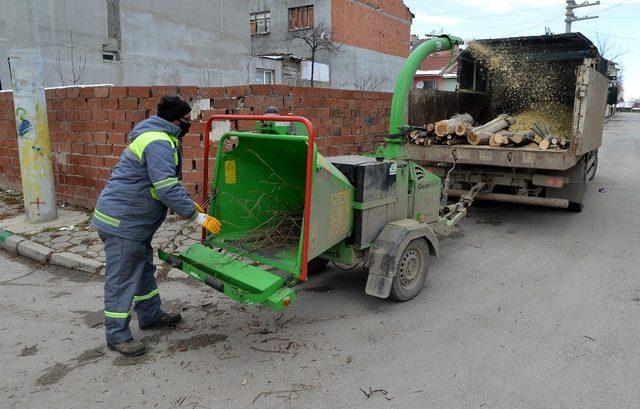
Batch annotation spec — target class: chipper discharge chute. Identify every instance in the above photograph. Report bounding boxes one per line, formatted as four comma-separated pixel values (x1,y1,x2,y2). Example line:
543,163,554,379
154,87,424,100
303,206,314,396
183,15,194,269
159,115,355,311
160,35,479,311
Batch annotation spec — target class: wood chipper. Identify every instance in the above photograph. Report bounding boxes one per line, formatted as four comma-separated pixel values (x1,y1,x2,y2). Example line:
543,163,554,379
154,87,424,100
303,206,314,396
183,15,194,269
159,35,477,311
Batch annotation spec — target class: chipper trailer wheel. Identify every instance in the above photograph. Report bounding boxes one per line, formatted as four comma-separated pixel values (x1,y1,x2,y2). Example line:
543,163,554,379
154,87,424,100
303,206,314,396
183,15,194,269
390,238,430,301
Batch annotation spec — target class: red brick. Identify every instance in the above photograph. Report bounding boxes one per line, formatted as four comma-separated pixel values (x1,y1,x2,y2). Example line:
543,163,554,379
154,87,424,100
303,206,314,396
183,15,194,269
92,110,108,121
125,110,147,122
151,86,178,97
127,86,151,98
93,132,108,144
96,144,112,156
225,85,251,97
250,84,273,95
91,87,109,98
119,98,138,110
107,132,127,145
104,156,120,168
178,86,199,98
66,87,81,98
200,87,225,98
113,145,125,156
113,121,132,133
96,121,113,132
109,87,128,97
101,98,119,110
83,144,97,155
78,110,92,121
213,98,238,110
108,110,126,121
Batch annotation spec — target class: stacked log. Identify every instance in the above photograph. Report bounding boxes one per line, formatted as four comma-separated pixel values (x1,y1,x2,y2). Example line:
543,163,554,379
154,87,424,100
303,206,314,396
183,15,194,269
467,114,516,145
434,114,474,138
405,113,570,150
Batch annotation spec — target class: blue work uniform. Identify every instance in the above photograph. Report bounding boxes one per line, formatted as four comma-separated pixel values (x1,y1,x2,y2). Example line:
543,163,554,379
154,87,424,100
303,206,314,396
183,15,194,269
92,115,197,344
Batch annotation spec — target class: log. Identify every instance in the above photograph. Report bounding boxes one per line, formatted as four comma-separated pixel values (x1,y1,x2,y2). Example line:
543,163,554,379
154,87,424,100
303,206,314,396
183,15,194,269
493,130,513,145
539,135,554,150
467,114,516,145
489,134,502,147
426,123,435,133
446,135,468,145
455,123,473,137
511,130,535,145
435,113,474,137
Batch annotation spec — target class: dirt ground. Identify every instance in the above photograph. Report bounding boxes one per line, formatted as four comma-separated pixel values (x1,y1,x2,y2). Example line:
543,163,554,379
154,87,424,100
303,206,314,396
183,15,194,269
1,113,639,408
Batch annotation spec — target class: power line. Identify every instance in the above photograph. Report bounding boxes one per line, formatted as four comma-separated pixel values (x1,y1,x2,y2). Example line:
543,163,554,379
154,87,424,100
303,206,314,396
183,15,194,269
574,26,640,42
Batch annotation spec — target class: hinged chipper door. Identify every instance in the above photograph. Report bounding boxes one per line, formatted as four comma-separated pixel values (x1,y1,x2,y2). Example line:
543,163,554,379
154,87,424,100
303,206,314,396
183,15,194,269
160,115,353,311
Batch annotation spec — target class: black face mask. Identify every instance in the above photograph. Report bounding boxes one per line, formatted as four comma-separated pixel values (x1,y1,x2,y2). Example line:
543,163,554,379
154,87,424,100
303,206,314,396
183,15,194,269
178,118,191,138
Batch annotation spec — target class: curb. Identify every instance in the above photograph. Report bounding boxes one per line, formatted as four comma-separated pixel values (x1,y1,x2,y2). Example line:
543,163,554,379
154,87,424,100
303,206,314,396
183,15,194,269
0,229,104,274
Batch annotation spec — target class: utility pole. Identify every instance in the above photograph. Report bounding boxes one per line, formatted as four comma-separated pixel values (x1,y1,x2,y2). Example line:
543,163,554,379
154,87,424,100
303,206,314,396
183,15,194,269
565,0,600,33
6,0,58,223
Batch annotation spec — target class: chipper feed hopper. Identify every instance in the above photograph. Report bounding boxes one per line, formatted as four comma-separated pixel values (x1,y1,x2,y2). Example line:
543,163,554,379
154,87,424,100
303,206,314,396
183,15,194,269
160,35,474,311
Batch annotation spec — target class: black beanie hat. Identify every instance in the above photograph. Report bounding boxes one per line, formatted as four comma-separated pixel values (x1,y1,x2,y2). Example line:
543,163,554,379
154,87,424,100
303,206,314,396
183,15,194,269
157,95,191,122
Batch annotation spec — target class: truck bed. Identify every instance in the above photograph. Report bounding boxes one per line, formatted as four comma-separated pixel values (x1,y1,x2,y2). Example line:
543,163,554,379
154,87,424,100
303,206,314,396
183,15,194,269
407,143,578,171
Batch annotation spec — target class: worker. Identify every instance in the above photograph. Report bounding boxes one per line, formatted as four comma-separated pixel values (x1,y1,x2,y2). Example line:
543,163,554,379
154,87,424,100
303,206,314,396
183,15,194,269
92,95,221,357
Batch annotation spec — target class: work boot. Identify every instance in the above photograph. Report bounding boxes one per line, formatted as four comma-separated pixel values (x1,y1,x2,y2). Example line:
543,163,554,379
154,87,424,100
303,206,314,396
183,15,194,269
140,312,182,330
107,339,146,357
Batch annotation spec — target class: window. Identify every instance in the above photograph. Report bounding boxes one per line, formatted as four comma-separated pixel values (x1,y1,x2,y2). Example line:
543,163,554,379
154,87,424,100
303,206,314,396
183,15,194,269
289,5,314,30
417,80,437,90
256,68,275,84
250,11,270,35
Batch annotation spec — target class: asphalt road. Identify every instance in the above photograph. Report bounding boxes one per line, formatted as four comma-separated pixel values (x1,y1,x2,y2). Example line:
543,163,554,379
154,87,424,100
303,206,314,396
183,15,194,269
1,113,639,409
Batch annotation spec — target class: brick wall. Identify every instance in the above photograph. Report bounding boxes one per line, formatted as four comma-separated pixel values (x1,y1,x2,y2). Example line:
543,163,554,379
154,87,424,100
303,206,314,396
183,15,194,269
0,85,391,208
331,0,412,58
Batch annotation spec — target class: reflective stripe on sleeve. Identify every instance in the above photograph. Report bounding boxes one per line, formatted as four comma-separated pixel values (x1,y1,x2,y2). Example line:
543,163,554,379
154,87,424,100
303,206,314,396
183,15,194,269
133,289,159,303
153,177,179,190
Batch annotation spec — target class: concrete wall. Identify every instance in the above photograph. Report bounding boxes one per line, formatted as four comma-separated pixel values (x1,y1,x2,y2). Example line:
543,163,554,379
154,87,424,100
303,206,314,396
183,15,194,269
0,0,250,89
332,45,405,92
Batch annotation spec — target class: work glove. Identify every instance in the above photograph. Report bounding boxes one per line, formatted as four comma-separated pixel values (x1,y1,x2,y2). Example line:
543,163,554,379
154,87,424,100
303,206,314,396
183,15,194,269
193,201,205,213
194,212,221,234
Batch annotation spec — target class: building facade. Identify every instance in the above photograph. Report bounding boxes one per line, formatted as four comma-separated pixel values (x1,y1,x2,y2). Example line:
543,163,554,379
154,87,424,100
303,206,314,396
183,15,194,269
0,0,412,92
249,0,413,91
0,0,251,89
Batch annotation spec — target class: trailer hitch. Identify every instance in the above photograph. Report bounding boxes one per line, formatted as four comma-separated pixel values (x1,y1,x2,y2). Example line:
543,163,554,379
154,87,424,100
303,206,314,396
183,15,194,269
441,182,487,227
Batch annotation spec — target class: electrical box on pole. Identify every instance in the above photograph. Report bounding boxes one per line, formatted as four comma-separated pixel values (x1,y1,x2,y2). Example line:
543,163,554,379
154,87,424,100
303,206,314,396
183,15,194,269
6,0,58,223
565,0,600,33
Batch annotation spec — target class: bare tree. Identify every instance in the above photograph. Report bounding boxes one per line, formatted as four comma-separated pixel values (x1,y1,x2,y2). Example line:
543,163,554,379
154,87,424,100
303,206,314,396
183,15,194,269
346,72,390,92
596,34,628,61
55,31,88,85
286,21,342,87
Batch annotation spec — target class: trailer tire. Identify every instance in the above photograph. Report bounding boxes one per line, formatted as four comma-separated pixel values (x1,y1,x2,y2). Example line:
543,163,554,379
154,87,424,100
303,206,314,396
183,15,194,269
389,238,430,302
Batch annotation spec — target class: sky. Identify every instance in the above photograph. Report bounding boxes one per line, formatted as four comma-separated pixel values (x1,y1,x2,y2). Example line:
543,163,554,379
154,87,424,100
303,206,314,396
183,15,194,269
405,0,640,101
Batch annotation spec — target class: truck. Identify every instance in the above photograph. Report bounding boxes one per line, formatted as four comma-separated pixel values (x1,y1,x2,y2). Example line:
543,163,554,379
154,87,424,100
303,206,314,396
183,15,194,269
403,33,608,211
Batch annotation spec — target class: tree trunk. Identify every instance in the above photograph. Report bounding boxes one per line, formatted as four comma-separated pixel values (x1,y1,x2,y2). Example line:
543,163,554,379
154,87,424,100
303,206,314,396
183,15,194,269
434,113,474,137
467,114,516,145
310,49,315,87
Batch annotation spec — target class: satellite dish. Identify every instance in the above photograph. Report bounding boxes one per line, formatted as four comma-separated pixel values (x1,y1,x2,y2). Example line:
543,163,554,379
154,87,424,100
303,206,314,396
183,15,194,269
416,81,425,89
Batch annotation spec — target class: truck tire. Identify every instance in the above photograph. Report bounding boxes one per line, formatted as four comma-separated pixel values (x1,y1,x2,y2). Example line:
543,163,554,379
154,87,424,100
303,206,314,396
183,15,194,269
587,150,598,181
568,156,589,212
308,257,329,274
390,238,430,301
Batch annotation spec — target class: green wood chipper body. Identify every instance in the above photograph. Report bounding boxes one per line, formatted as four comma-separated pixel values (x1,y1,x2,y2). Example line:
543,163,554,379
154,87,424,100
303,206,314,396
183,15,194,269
160,35,469,311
